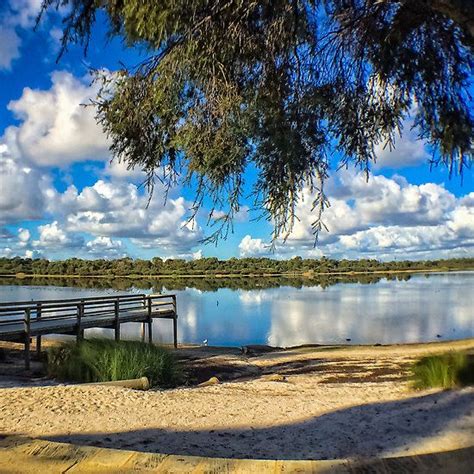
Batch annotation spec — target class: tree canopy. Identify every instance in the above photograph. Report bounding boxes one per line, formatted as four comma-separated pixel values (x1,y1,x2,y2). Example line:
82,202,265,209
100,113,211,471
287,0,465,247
1,255,472,277
40,0,473,241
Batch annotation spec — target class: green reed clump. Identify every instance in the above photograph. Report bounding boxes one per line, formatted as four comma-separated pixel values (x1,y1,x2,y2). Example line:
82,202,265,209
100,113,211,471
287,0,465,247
47,339,179,387
412,352,474,390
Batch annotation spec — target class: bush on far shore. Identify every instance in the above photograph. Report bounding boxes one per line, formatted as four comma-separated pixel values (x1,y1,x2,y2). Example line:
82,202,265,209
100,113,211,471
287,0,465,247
47,339,179,387
411,352,474,390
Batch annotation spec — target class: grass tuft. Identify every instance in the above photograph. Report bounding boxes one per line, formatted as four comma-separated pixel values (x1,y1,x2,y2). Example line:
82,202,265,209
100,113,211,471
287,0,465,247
47,339,180,387
411,352,474,390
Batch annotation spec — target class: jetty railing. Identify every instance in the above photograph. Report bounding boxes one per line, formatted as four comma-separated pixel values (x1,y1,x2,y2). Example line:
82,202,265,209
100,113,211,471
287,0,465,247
0,293,178,369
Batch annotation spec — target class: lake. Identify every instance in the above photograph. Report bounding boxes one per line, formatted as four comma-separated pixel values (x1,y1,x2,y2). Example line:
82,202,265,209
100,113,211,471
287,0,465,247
0,272,473,347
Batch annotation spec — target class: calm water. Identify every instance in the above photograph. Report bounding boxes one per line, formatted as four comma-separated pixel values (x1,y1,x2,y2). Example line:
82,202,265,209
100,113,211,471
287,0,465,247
0,272,473,347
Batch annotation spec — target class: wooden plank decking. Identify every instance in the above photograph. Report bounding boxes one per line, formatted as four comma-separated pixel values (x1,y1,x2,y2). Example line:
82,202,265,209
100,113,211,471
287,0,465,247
0,293,178,369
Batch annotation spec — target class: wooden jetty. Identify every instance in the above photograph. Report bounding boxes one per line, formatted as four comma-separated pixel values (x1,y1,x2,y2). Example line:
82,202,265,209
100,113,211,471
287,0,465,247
0,293,178,369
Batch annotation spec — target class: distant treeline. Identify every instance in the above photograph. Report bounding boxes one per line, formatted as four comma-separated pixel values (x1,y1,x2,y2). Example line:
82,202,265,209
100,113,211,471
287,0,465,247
0,256,472,277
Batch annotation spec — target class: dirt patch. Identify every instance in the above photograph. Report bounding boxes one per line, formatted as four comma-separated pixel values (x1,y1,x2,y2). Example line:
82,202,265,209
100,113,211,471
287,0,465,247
178,351,412,386
181,360,262,385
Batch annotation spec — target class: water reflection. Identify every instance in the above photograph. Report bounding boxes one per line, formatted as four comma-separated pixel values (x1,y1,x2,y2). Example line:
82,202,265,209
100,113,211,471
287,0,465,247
0,273,472,347
0,273,408,293
264,277,474,346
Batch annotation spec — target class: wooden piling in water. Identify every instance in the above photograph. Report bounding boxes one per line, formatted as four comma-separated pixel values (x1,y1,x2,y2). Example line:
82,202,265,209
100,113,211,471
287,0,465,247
76,302,84,342
24,308,31,370
36,303,42,357
114,299,120,341
172,295,178,349
147,297,153,344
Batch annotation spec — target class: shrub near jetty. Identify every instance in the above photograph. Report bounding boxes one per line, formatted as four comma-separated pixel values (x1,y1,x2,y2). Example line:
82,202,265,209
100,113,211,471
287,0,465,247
412,352,474,390
47,339,179,387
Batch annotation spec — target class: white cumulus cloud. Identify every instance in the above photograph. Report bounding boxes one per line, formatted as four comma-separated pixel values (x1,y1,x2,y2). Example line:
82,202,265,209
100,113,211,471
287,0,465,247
33,221,84,249
239,170,474,260
0,27,21,70
239,235,270,257
0,0,50,70
6,71,110,166
85,236,126,259
374,121,429,169
0,142,53,224
47,179,203,254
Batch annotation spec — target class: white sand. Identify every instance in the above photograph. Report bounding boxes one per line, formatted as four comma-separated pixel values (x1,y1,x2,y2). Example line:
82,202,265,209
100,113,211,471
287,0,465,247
1,340,473,460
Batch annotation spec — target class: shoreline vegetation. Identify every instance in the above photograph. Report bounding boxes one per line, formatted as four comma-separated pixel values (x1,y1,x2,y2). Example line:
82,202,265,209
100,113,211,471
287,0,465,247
0,258,472,293
0,257,472,280
412,352,474,390
47,339,179,387
1,266,472,280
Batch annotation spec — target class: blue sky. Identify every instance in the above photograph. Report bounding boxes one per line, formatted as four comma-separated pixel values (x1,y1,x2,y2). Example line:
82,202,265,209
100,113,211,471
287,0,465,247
0,0,473,261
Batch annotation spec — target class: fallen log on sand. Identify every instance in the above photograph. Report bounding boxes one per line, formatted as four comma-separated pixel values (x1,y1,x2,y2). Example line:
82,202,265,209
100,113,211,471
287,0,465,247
87,377,150,391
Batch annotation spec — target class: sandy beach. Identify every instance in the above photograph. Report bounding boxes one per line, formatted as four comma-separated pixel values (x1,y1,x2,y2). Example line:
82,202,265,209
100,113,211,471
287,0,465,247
1,339,473,460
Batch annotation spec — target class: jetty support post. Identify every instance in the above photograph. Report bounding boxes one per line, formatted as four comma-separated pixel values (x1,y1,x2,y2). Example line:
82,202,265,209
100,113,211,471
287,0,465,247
76,302,84,342
172,295,178,349
147,296,153,344
141,295,146,342
114,299,120,341
24,308,31,370
36,303,42,357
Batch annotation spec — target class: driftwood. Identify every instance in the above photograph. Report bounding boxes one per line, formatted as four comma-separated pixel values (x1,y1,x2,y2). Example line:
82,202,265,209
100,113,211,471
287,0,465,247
87,376,150,390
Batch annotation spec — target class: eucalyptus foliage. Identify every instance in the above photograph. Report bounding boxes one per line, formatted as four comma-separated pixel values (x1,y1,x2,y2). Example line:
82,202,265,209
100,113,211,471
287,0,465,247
40,0,473,241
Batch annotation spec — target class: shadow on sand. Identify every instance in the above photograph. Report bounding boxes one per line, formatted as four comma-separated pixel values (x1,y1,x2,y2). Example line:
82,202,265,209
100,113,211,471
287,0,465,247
43,388,474,460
